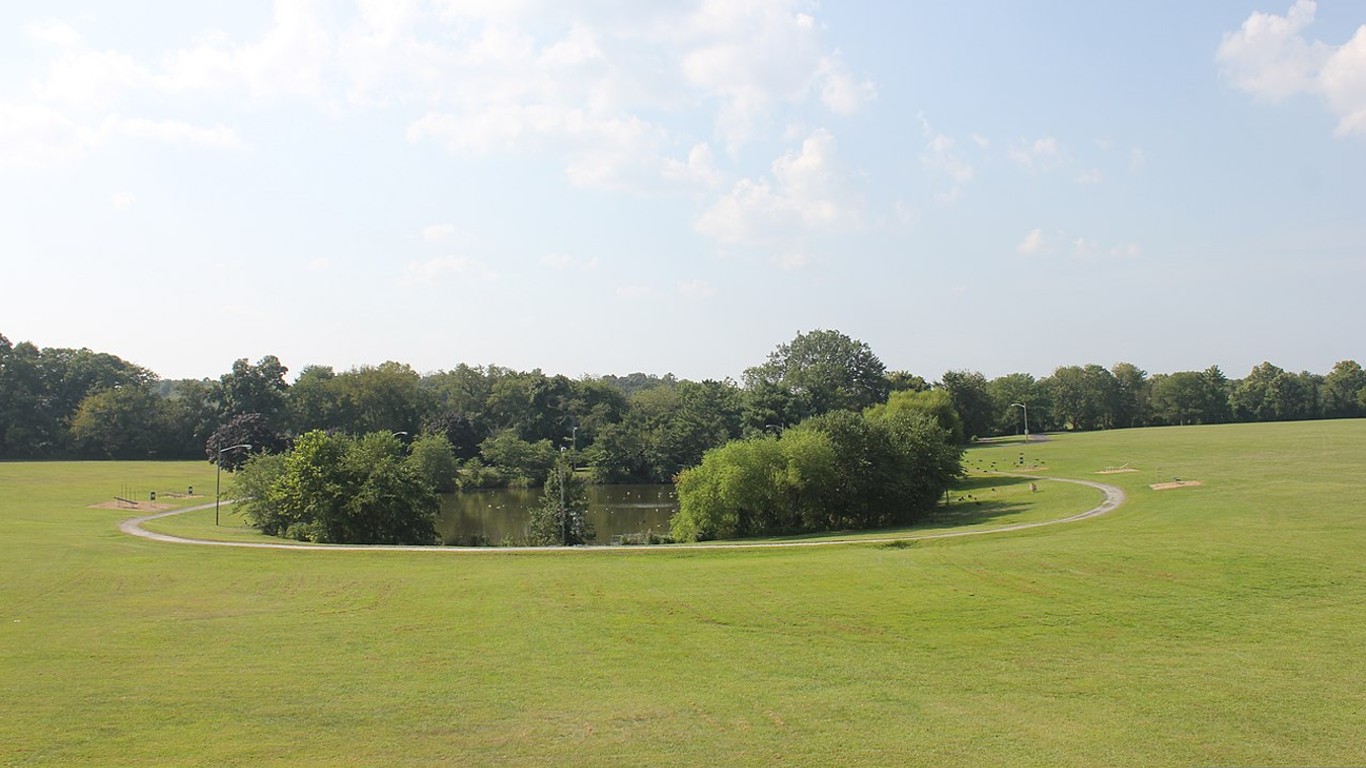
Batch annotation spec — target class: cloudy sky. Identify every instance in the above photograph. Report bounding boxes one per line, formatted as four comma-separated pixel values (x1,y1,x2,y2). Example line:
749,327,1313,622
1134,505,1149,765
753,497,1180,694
2,0,1363,383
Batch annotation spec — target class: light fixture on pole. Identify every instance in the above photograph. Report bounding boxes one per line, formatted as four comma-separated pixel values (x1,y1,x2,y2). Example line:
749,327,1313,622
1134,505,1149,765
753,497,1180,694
1010,403,1029,444
559,446,568,546
215,443,253,526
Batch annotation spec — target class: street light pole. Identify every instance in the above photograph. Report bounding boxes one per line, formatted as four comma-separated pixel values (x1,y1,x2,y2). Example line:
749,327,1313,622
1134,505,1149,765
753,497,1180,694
1011,403,1029,444
215,443,253,526
559,446,568,546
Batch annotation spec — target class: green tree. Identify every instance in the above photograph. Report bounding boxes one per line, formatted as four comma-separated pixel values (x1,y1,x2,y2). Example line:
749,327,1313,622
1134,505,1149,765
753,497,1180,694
286,365,341,433
1230,363,1318,422
744,329,889,419
987,373,1048,435
236,430,438,545
886,370,930,393
218,356,289,426
206,413,289,471
331,362,428,436
527,451,593,545
1046,364,1118,430
865,389,963,445
69,384,168,459
406,433,460,493
671,403,960,542
1110,362,1151,428
478,429,556,486
1150,372,1207,425
938,370,992,440
1322,360,1366,419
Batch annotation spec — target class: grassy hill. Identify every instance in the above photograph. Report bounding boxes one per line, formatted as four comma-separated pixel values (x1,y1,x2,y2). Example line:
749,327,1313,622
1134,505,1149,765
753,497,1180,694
2,420,1364,766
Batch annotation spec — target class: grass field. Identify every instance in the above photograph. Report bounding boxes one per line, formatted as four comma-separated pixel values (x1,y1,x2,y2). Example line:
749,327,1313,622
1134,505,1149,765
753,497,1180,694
3,421,1365,766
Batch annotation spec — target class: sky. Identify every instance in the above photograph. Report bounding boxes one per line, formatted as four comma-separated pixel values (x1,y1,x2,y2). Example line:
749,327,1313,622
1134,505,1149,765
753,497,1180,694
2,0,1363,384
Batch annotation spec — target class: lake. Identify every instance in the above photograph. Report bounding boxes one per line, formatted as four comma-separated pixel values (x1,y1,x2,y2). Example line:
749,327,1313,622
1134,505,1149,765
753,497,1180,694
437,483,678,545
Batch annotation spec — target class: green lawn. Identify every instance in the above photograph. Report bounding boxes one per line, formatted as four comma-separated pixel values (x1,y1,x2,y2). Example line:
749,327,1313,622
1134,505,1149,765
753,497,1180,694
3,421,1365,766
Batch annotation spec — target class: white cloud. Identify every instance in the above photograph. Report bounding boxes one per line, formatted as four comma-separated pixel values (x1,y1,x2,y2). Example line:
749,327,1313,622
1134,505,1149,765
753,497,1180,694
616,285,654,298
399,255,496,285
771,251,808,270
661,142,725,187
161,0,336,102
0,102,98,168
1219,0,1366,137
109,117,242,149
541,252,600,271
423,223,457,242
1073,237,1141,261
818,57,877,115
1008,136,1066,172
111,191,136,210
1017,228,1045,254
25,19,84,49
32,49,150,111
308,257,332,272
920,128,975,203
12,1,874,192
1076,168,1103,185
1019,228,1136,261
695,128,861,252
678,279,715,298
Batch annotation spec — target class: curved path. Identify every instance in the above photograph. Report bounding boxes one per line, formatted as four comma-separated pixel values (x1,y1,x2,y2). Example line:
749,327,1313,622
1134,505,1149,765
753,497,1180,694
119,474,1125,553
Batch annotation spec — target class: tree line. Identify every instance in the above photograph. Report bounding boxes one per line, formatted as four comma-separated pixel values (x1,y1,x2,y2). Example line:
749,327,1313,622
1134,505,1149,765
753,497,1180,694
3,329,1364,475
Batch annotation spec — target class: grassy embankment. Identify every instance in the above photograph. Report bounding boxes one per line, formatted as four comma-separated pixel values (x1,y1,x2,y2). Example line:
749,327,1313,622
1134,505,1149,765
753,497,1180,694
2,420,1364,766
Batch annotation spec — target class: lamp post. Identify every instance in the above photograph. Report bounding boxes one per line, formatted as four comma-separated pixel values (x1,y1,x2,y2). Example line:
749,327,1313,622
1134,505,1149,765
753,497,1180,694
559,446,568,546
571,425,578,472
1010,403,1029,444
215,443,252,526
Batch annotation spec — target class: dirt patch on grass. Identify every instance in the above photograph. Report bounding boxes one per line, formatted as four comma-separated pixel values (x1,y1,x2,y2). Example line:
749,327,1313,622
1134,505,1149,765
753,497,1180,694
1149,480,1203,491
90,499,174,512
1097,467,1138,474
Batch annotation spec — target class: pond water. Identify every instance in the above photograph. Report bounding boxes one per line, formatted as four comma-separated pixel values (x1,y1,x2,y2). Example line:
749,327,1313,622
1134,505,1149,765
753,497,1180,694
436,484,678,546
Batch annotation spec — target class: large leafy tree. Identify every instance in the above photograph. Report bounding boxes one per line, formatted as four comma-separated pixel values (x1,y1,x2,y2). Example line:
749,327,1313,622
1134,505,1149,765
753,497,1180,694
69,384,170,459
1110,362,1151,428
987,373,1049,435
206,412,289,471
235,430,438,545
331,361,429,436
1322,360,1366,419
0,337,153,457
938,370,992,440
1230,362,1319,422
590,380,742,483
671,402,960,541
744,329,889,420
218,355,289,426
1046,364,1119,430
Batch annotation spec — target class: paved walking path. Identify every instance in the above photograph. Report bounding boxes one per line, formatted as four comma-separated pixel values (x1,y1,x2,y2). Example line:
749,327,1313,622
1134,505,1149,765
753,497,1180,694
119,474,1125,553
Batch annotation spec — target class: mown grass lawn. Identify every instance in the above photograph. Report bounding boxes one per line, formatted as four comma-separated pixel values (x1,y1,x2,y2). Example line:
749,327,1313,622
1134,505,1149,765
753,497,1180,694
2,421,1365,766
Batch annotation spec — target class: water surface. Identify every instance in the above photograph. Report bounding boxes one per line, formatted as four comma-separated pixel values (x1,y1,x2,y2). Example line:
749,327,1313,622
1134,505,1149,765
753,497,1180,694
437,484,677,545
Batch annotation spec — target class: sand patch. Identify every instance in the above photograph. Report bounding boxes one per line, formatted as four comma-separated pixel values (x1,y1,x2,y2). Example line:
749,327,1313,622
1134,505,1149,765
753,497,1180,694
1149,480,1202,491
1097,467,1138,474
90,499,173,511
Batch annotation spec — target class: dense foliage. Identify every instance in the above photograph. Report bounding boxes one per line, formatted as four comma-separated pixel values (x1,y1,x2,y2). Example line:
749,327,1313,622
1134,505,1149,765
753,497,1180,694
671,405,962,541
3,330,1365,495
526,452,593,545
233,431,439,545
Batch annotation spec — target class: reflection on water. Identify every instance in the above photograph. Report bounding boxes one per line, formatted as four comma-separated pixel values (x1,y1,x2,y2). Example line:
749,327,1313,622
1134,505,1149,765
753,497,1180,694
437,484,678,546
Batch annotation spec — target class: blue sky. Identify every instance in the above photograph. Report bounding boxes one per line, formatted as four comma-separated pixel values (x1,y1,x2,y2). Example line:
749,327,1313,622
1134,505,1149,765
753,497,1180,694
2,1,1363,383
